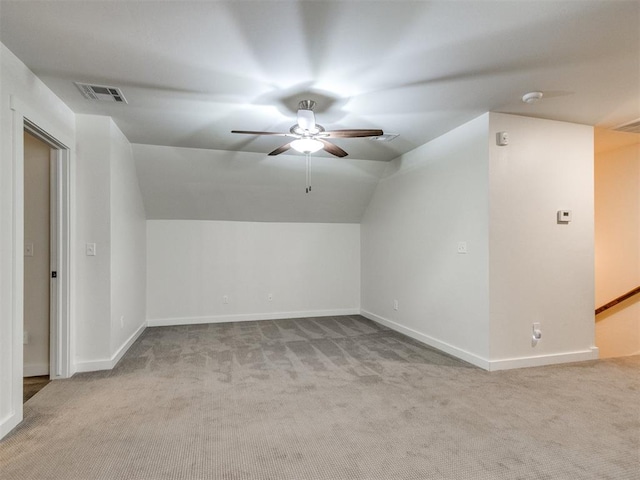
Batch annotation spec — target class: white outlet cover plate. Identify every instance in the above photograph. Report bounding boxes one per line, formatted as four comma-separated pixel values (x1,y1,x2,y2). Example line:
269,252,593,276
496,131,509,146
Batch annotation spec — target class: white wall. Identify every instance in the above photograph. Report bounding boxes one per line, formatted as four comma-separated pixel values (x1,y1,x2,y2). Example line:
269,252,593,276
109,122,147,357
74,115,147,371
361,112,597,370
594,131,640,357
488,113,596,369
361,114,491,366
75,115,112,364
23,132,51,377
147,220,360,325
0,43,76,437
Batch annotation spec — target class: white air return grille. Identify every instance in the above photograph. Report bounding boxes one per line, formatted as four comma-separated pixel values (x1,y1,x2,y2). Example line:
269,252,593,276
74,82,128,104
614,118,640,134
369,133,399,142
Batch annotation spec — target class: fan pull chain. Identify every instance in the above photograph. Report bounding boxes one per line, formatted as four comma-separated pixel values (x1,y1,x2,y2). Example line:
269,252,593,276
305,153,312,193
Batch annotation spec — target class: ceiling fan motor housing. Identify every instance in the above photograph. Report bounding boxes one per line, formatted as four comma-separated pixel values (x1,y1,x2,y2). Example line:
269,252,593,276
231,99,383,158
298,100,316,111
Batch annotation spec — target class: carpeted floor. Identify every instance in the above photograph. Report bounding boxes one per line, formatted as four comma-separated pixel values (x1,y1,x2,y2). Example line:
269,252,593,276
1,315,638,480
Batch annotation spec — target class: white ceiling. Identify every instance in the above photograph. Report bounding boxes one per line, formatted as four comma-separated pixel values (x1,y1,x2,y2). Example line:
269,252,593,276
1,1,638,221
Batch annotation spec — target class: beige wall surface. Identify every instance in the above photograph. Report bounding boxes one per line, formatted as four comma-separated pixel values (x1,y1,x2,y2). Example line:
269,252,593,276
23,132,50,376
594,129,640,357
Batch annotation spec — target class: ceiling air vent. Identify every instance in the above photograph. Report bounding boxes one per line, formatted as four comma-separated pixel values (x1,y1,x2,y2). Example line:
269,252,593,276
613,118,640,134
74,82,128,104
369,133,399,142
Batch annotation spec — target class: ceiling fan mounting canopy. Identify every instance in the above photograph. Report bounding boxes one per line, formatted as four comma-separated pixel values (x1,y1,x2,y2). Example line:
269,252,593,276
231,99,384,158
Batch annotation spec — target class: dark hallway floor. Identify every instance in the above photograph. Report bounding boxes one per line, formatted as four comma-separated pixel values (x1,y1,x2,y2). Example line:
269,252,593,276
23,376,50,403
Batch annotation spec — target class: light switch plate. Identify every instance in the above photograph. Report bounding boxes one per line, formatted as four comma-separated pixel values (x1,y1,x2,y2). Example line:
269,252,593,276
24,243,34,257
557,210,572,223
86,243,96,256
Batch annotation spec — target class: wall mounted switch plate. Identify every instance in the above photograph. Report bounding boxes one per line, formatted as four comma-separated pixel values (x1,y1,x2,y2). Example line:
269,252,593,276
86,243,96,256
557,210,572,223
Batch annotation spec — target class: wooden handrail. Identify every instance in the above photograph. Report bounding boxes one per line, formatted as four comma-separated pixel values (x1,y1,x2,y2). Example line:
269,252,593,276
595,286,640,315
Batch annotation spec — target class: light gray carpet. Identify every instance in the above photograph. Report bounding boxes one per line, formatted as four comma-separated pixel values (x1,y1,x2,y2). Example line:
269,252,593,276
1,315,638,480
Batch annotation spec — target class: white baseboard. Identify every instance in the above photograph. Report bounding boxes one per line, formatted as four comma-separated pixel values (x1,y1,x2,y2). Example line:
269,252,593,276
361,309,601,372
73,358,113,373
0,412,21,440
360,309,491,370
74,321,147,373
23,363,49,377
147,308,360,327
487,347,600,371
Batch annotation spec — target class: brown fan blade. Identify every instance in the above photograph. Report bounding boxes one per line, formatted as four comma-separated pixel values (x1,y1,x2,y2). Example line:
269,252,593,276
323,129,383,138
319,139,348,158
231,130,289,136
268,143,292,156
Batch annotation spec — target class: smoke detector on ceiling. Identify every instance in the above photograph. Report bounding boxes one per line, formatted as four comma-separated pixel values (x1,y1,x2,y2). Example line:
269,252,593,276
74,82,128,104
522,91,543,104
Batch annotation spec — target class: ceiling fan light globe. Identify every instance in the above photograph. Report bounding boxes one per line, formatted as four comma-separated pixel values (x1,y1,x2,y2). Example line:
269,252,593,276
291,138,323,154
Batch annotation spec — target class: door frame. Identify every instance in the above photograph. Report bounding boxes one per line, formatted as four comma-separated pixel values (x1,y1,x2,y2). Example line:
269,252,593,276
24,121,71,379
6,95,73,435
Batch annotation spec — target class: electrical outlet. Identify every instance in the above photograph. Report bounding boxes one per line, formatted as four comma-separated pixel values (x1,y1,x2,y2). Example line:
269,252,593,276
457,241,468,254
223,295,229,304
532,322,542,345
393,299,399,311
267,294,273,301
24,243,34,257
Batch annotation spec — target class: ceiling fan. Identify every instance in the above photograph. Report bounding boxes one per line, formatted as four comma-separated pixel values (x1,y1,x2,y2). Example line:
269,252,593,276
231,100,384,158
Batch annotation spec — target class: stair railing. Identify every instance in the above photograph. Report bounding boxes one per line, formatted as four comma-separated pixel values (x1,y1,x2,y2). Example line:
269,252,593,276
595,286,640,316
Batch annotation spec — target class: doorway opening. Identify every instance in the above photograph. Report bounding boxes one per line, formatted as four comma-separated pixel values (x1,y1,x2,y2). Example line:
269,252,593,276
23,130,53,401
22,119,71,385
594,128,640,358
1,98,73,438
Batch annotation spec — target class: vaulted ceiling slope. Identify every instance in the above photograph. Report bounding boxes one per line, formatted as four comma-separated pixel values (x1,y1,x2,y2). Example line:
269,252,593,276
1,1,638,221
133,144,387,223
